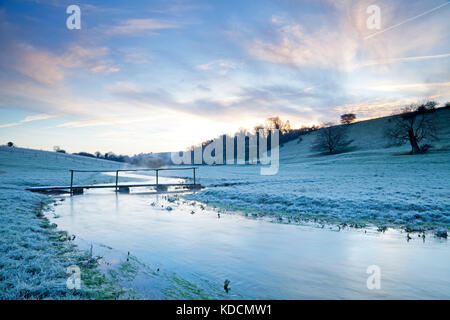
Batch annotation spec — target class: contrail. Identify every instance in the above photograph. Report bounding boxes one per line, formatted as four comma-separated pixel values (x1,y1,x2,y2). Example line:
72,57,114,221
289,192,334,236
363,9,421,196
364,1,450,40
358,53,450,67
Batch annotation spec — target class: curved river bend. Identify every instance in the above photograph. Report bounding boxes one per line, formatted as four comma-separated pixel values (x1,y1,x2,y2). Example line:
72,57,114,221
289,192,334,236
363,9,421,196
49,175,450,299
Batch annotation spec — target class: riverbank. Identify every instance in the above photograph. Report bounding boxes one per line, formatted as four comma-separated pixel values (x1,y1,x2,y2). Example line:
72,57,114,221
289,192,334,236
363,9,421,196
1,145,448,299
186,108,450,233
50,183,450,299
186,148,450,233
0,147,132,299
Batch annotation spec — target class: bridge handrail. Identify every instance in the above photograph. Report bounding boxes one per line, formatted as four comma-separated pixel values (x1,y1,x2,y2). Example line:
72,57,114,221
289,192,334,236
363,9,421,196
69,167,198,194
70,167,198,173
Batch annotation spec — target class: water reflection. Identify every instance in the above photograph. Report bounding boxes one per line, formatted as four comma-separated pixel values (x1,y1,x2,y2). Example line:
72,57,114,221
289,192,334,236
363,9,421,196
50,176,450,299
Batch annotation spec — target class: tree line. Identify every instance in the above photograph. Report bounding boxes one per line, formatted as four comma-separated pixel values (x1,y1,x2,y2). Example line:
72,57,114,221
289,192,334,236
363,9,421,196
4,101,448,163
190,100,448,160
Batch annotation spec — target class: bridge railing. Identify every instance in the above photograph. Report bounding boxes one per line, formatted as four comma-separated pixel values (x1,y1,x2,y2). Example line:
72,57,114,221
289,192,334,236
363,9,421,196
69,167,198,194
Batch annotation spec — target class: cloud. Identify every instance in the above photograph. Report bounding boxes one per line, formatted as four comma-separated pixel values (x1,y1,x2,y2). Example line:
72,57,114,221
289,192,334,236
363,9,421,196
197,59,241,75
105,18,180,36
196,84,211,92
0,123,19,129
12,44,65,85
246,1,450,72
121,49,152,65
334,81,450,121
0,113,56,129
0,74,127,119
360,81,450,93
197,60,238,71
361,1,450,40
21,114,57,122
333,97,433,120
2,42,119,85
356,53,450,68
2,0,449,141
249,23,358,69
149,2,211,16
59,45,120,73
108,81,334,123
56,116,154,128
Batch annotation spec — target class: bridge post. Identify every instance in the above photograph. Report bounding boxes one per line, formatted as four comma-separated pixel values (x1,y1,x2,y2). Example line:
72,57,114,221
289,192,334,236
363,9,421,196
193,168,196,185
70,170,74,195
115,170,119,192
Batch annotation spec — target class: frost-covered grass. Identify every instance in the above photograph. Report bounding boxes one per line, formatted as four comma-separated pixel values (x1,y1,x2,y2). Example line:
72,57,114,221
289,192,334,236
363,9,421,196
0,146,130,299
188,109,450,231
0,109,448,298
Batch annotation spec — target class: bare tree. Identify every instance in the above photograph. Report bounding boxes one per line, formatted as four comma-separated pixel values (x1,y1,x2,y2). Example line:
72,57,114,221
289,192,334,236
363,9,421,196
340,113,356,124
311,122,353,154
105,151,116,160
264,116,291,134
385,101,438,154
53,145,66,153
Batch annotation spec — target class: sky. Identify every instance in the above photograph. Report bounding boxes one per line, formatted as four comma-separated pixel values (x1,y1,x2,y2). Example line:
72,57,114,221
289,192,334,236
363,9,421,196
0,0,449,155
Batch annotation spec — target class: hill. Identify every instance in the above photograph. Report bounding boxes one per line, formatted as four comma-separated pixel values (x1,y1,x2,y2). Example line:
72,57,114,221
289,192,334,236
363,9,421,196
187,108,450,230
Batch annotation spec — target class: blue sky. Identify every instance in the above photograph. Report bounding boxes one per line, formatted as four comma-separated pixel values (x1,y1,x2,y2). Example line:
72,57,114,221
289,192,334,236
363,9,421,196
0,0,449,154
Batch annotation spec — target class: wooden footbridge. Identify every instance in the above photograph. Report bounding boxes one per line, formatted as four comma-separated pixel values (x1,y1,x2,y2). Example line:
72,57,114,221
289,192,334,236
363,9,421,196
26,167,202,195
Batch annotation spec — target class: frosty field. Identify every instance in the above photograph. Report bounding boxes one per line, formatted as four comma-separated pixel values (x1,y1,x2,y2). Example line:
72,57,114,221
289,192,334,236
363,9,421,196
2,0,450,305
0,147,130,299
0,109,449,299
189,109,450,231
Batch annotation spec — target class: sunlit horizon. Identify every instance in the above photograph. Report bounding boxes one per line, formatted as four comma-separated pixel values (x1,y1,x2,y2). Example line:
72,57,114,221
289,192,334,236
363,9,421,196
1,0,449,155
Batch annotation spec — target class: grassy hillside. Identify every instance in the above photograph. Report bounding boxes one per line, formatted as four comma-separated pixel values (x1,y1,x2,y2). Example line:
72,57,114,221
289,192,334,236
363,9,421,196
188,108,450,231
281,107,450,162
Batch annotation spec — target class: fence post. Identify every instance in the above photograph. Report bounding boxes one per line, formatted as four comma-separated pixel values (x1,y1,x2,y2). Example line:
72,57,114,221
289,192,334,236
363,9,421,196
70,170,74,195
115,170,119,192
156,169,159,186
193,168,196,185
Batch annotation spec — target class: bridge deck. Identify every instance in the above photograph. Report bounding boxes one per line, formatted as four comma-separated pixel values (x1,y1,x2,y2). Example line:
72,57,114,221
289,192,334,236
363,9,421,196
25,167,201,194
26,183,202,192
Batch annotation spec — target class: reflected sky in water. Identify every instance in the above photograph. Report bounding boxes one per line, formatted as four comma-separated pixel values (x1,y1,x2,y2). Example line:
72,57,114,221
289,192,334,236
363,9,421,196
51,177,450,299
